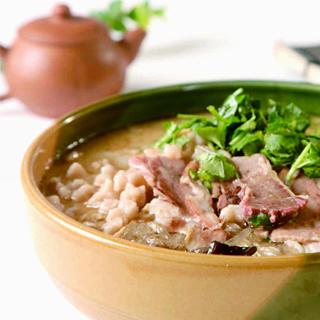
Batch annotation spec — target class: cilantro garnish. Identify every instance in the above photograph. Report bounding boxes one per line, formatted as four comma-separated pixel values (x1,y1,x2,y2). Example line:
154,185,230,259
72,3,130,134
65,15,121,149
153,88,318,187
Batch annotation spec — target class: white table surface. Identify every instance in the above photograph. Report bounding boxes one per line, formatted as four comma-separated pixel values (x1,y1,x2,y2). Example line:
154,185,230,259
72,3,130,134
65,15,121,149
0,0,319,319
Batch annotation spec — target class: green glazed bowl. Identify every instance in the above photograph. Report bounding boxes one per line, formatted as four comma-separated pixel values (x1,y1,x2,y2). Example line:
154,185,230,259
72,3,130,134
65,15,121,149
22,81,320,320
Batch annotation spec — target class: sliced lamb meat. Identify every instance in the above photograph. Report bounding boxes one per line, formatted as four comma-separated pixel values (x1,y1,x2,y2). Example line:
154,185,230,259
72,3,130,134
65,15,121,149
274,170,320,243
129,156,186,205
292,176,320,218
232,154,307,223
180,161,221,227
129,156,222,231
214,182,241,211
279,169,320,219
233,153,271,177
271,217,320,243
129,155,186,209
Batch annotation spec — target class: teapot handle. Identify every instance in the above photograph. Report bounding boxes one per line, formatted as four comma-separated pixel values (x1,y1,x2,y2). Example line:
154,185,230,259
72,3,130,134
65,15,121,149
0,45,11,101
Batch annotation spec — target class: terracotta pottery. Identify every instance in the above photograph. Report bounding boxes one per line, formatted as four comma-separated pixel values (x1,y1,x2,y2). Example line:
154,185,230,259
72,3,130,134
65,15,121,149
22,81,320,320
0,4,145,117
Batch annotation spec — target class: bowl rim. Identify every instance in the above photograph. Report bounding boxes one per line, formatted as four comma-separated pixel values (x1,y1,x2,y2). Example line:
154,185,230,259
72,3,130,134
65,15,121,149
21,80,320,268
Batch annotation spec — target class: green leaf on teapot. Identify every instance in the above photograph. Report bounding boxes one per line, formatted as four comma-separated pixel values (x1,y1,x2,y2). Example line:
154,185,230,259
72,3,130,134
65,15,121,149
128,1,165,30
91,0,165,32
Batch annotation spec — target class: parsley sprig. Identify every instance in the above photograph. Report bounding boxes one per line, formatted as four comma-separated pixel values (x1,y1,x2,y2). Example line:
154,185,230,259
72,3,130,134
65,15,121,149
190,148,239,190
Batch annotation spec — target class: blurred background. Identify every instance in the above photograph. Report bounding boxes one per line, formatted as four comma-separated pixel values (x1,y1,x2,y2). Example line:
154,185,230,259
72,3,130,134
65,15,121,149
2,0,320,95
1,0,320,319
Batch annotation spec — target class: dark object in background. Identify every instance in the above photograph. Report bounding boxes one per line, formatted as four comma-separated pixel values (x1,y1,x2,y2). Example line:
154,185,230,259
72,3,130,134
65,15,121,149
275,42,320,83
0,4,145,118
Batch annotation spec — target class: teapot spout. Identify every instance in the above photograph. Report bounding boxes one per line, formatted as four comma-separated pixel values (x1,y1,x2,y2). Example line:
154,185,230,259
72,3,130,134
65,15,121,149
0,45,8,59
117,29,146,65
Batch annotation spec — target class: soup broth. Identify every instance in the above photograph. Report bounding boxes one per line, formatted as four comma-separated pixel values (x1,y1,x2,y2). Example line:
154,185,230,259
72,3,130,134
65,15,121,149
41,90,320,257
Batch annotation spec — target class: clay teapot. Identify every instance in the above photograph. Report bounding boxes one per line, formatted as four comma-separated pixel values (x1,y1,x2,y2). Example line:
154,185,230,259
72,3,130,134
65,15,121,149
0,4,146,117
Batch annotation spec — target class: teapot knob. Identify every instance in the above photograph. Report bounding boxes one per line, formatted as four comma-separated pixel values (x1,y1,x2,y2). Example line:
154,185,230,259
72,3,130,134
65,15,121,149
52,4,71,18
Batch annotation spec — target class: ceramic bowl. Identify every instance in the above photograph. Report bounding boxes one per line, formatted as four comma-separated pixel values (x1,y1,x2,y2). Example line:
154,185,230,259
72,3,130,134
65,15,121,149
22,81,320,320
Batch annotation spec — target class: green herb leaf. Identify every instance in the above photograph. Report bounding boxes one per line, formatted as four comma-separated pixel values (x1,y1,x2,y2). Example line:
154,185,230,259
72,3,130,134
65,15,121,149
242,136,264,156
219,88,246,119
234,112,257,132
262,132,302,166
173,135,191,147
92,0,165,32
230,131,264,155
153,122,190,149
128,1,165,30
206,105,241,148
260,101,309,166
207,105,224,122
248,213,271,228
195,126,225,149
228,113,264,155
194,150,239,190
188,168,198,180
219,88,260,122
91,0,127,32
154,114,215,149
286,140,320,184
267,102,310,133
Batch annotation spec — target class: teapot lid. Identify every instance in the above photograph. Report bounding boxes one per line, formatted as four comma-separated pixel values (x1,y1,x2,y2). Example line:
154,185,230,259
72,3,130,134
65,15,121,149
18,4,110,45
